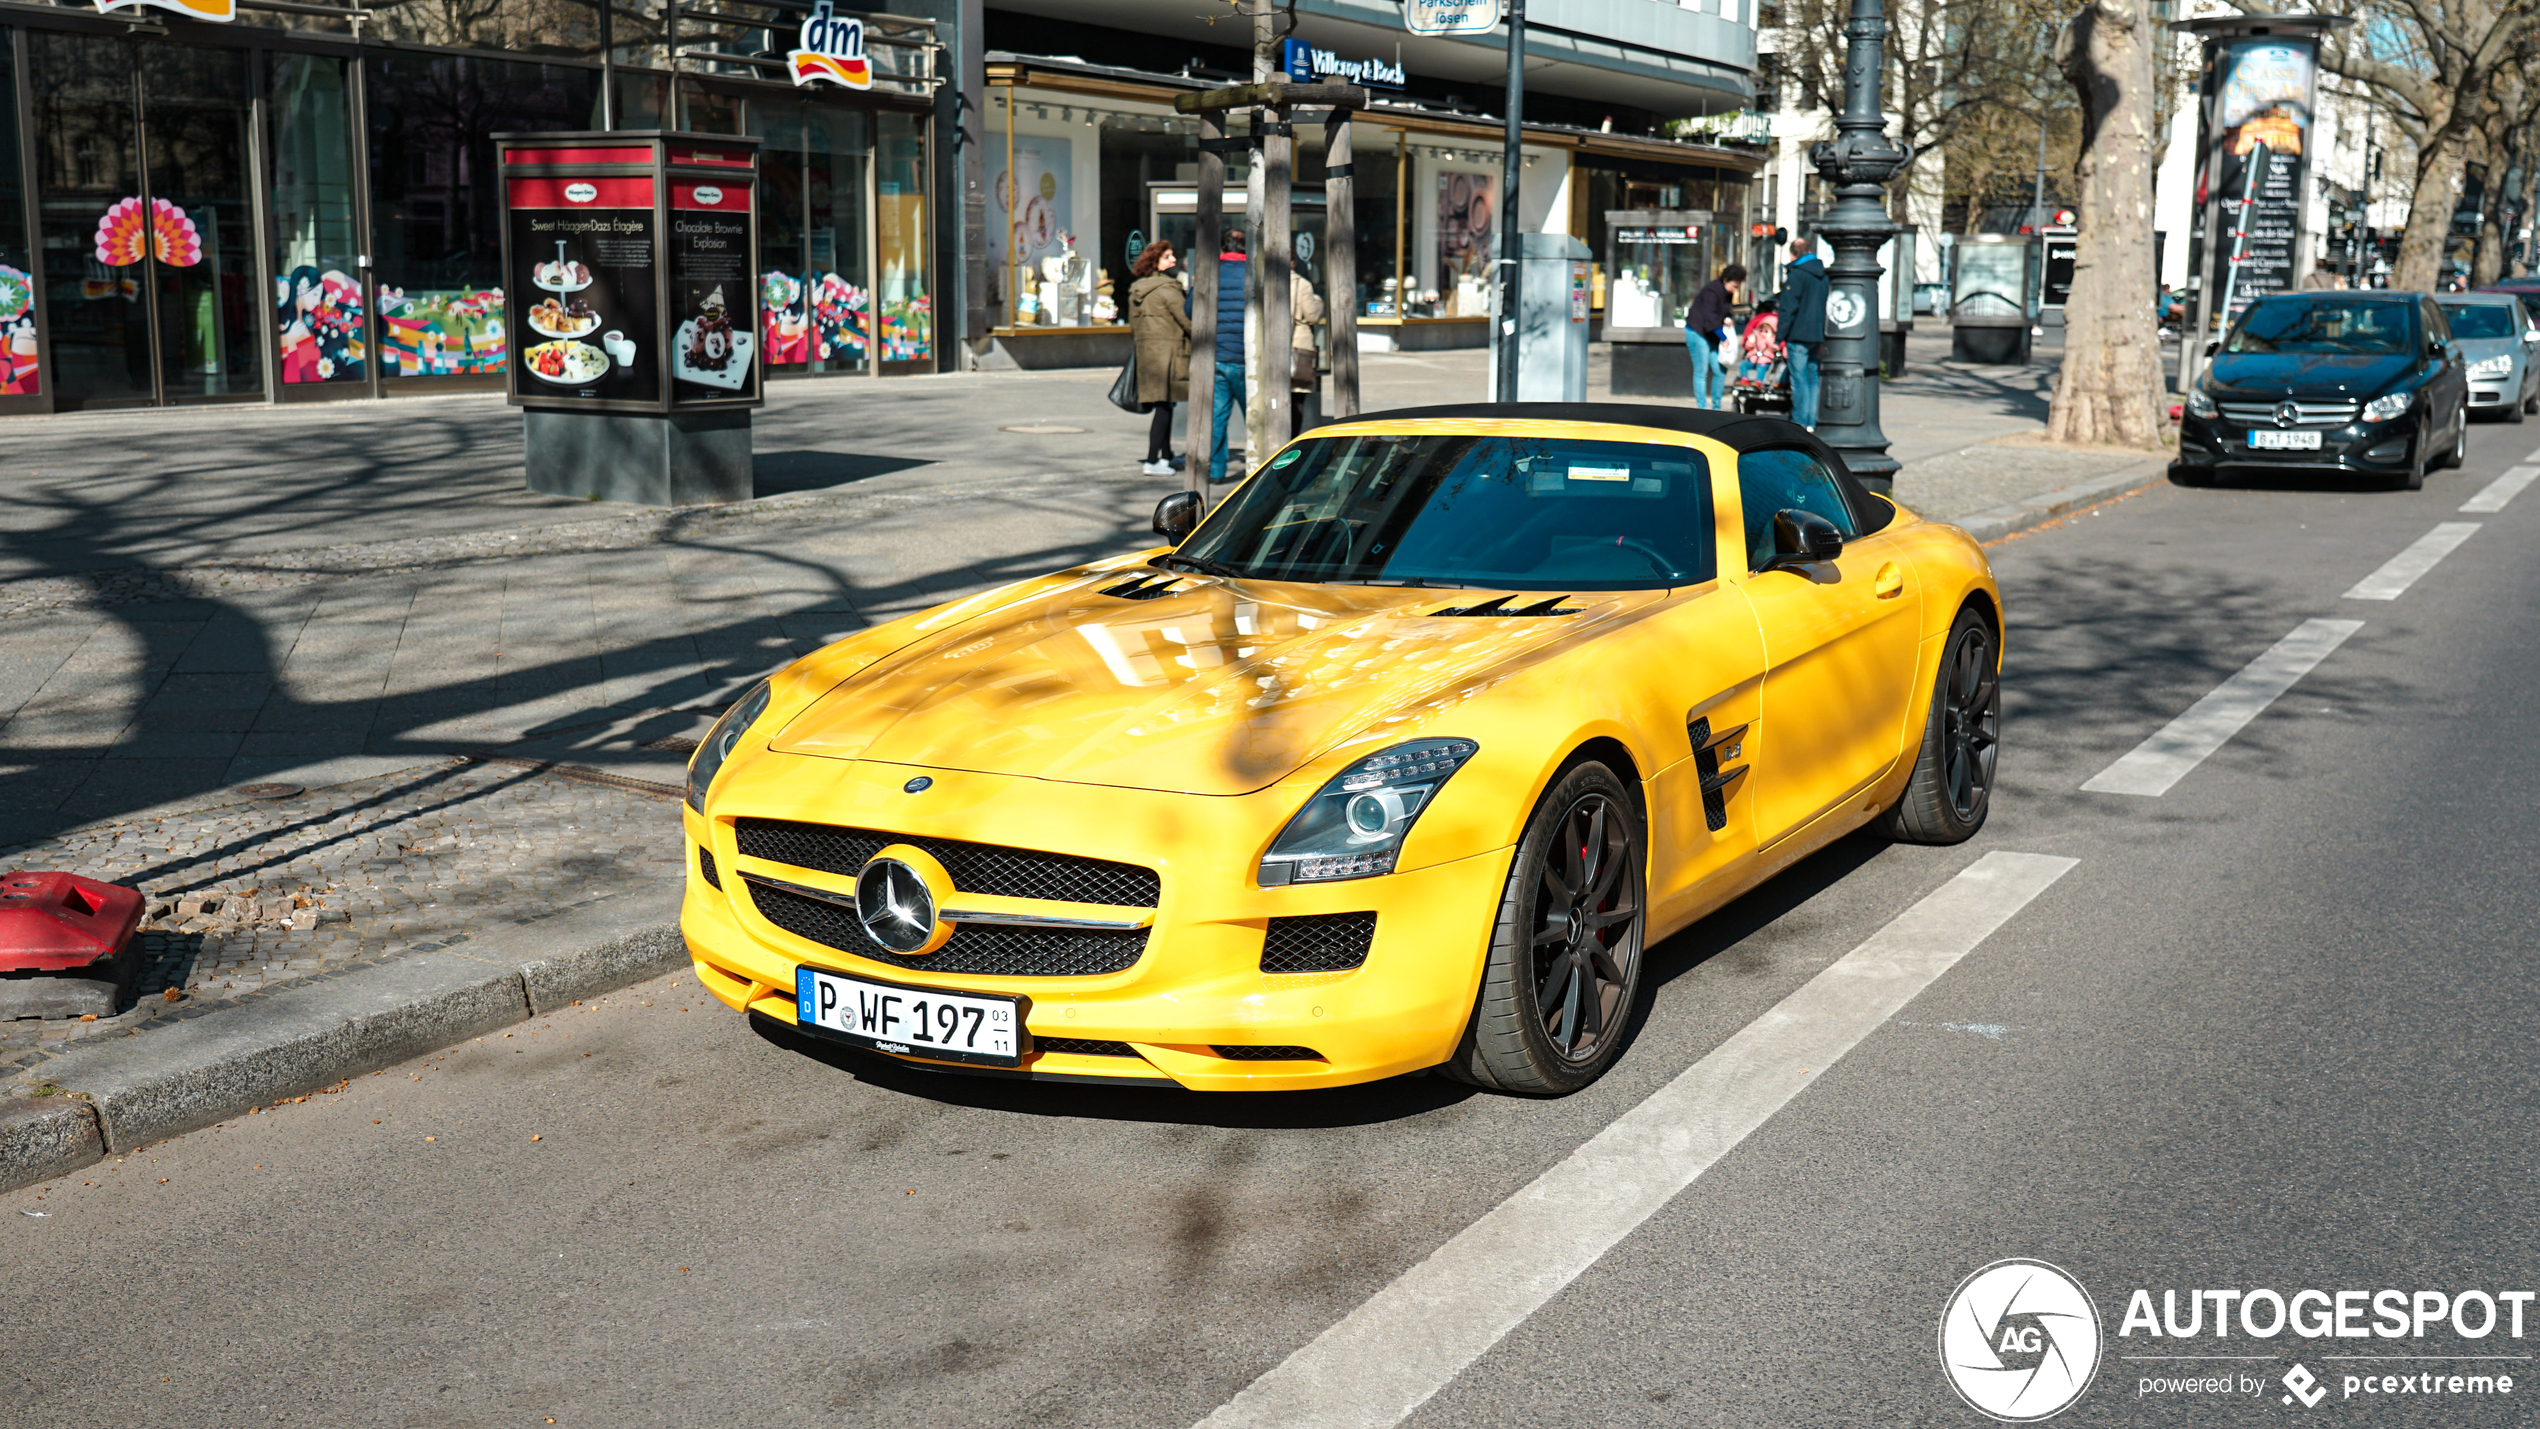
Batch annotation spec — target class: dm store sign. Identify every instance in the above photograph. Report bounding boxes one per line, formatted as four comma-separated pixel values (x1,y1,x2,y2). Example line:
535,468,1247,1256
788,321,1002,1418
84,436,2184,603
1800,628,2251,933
789,0,871,89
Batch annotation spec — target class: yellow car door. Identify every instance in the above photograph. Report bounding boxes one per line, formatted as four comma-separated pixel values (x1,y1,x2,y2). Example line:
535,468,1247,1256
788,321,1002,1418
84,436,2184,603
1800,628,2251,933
1732,446,1924,849
1637,582,1768,933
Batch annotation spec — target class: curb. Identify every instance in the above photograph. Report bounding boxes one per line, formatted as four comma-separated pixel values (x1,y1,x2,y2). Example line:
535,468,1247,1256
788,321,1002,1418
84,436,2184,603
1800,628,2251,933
0,884,683,1194
1958,456,2172,545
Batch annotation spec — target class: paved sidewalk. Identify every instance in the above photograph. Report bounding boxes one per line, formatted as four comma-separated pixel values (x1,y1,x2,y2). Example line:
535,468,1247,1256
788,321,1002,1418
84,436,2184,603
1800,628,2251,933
0,342,2162,1100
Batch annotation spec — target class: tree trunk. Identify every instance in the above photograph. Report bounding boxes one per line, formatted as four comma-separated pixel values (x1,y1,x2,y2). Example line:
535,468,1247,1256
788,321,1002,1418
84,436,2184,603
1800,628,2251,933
2391,129,2468,292
2046,0,2165,447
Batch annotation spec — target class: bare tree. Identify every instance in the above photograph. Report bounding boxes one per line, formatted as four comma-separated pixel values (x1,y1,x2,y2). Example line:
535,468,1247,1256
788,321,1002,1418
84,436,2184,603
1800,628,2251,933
2045,0,2164,446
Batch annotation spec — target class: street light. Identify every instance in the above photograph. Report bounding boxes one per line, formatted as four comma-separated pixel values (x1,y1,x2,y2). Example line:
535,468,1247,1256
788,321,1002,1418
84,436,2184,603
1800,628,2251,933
1808,0,1911,491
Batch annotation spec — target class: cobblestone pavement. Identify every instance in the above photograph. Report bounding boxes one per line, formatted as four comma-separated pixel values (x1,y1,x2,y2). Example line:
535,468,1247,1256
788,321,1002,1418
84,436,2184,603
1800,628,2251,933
1,758,678,1081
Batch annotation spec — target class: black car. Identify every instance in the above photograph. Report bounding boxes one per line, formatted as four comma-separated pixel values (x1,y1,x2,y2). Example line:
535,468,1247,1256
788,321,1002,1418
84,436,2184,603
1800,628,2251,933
2175,291,2470,491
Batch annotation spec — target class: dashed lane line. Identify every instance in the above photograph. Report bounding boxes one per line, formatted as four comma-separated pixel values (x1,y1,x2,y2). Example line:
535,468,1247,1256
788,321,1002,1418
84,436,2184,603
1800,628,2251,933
1192,851,2081,1429
2082,619,2364,798
2344,523,2481,601
2461,467,2538,514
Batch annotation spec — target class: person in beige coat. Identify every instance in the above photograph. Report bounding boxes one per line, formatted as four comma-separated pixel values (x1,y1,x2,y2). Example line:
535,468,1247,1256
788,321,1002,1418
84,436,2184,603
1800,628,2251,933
1128,241,1192,475
1290,270,1327,431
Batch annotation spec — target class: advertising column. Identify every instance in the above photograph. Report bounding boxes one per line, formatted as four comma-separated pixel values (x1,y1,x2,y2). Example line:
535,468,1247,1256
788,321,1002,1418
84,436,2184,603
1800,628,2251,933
498,133,763,506
2204,36,2316,327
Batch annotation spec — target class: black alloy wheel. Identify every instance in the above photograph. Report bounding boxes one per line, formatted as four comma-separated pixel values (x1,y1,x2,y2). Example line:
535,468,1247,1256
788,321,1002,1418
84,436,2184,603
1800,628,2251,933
1443,761,1648,1095
1879,608,2000,845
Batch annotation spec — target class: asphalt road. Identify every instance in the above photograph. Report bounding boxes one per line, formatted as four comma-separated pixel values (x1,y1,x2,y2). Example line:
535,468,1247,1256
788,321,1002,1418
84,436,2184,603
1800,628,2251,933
9,422,2539,1429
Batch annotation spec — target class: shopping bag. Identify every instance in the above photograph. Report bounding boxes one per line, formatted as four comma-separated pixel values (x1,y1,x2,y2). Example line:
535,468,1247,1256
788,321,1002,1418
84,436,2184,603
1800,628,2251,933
1107,348,1143,413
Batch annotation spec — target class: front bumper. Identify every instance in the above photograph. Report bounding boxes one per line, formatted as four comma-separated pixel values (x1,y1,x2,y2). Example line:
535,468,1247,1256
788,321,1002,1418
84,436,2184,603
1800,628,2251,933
2176,411,2421,472
680,756,1512,1091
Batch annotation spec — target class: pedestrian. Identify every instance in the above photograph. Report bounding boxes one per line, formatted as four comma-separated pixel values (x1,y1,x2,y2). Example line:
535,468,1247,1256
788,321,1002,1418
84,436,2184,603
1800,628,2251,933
1127,240,1191,476
1778,235,1830,430
1191,228,1249,483
1290,268,1327,431
1739,299,1779,384
1683,263,1746,409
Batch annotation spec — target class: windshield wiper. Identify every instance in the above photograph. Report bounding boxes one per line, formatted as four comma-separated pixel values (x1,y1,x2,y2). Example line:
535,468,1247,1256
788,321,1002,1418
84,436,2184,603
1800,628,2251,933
1150,553,1245,579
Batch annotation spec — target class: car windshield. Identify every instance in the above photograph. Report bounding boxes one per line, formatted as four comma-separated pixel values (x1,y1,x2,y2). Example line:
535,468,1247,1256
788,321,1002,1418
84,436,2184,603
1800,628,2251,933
1176,433,1716,590
2224,299,2413,355
2440,302,2517,339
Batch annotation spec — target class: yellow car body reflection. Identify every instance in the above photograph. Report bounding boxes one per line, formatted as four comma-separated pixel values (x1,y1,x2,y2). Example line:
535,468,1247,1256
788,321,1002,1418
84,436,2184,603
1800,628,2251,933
681,406,2001,1092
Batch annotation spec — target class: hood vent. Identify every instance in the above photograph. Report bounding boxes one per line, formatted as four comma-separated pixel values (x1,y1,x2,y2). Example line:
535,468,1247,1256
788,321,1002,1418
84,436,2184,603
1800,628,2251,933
1098,573,1188,601
1430,594,1578,618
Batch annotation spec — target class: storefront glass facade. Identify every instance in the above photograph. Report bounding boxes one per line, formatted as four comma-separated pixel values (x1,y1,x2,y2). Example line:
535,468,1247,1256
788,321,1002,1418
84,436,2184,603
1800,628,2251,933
0,5,938,414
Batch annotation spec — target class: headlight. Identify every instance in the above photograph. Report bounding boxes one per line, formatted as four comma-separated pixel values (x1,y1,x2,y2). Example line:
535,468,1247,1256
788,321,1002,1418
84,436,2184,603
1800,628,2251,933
686,680,773,812
2185,388,2217,419
2362,391,2413,423
2468,355,2513,379
1259,738,1478,885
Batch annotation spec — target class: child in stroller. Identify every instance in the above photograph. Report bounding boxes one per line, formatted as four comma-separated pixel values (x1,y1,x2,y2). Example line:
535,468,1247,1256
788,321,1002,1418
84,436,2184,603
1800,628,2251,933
1732,299,1790,416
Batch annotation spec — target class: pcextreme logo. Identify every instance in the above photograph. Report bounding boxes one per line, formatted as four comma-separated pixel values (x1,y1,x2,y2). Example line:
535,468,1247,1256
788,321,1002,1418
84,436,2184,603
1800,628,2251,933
1940,1259,2104,1422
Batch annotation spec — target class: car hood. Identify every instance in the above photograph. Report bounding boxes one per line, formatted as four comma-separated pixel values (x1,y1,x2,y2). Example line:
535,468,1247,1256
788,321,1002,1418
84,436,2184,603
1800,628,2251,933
768,571,1658,795
2208,350,2417,397
2455,336,2519,364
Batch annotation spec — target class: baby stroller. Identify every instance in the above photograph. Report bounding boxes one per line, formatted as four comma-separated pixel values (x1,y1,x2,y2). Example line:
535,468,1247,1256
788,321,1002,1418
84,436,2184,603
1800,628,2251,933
1731,302,1791,417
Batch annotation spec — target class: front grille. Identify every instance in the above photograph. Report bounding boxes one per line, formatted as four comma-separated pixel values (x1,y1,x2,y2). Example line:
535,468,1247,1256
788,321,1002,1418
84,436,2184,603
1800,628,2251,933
698,847,721,890
746,879,1146,976
1034,1037,1141,1058
1260,912,1377,974
2218,399,2359,427
1212,1045,1325,1061
734,817,1160,906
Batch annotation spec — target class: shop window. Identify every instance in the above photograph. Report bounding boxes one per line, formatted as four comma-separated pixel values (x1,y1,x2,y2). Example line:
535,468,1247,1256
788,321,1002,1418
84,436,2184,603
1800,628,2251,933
269,53,366,390
752,101,871,375
366,53,599,383
876,110,931,370
0,28,38,402
1435,169,1497,318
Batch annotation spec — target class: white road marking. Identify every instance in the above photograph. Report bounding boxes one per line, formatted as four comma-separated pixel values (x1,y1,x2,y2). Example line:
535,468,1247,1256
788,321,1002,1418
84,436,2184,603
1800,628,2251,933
2461,467,2538,514
2344,523,2480,600
2082,618,2364,797
1193,851,2080,1429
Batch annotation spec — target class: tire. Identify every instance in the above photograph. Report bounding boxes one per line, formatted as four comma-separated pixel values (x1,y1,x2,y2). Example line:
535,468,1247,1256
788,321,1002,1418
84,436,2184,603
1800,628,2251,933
2439,416,2467,469
2397,432,2427,491
1440,761,1648,1096
1877,607,2000,845
2515,387,2530,423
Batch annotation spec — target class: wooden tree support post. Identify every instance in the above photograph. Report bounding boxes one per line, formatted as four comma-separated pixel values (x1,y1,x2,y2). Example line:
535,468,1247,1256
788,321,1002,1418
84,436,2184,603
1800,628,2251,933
1184,110,1225,498
1260,103,1294,457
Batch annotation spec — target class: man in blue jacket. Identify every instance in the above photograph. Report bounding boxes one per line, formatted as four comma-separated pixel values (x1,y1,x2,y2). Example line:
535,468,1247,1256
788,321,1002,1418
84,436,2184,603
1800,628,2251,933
1191,229,1250,483
1777,235,1829,430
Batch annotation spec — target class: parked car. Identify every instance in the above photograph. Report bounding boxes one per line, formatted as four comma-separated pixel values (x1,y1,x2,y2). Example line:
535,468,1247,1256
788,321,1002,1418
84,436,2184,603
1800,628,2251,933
2438,291,2540,422
2175,291,2469,491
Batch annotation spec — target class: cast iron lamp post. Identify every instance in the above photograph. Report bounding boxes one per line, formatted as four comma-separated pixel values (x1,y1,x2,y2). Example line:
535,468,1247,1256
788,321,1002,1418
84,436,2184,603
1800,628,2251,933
1808,0,1912,492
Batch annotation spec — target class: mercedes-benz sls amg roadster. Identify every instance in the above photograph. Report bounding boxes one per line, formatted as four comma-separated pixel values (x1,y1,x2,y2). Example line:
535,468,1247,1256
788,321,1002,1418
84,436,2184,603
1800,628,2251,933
681,403,2002,1095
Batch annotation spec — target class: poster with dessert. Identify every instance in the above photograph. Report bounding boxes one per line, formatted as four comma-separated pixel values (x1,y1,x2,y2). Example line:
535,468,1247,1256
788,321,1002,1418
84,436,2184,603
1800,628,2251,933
503,173,660,406
669,181,759,403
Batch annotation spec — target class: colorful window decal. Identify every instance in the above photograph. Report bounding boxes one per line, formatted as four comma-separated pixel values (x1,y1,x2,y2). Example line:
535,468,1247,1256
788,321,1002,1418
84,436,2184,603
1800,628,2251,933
379,286,507,377
95,197,203,268
0,266,36,396
277,266,366,384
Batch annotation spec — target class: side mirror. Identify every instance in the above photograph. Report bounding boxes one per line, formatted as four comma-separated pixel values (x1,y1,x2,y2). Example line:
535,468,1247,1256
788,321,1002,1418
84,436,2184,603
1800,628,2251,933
2523,330,2540,345
1152,490,1203,544
2203,340,2220,359
1767,509,1845,570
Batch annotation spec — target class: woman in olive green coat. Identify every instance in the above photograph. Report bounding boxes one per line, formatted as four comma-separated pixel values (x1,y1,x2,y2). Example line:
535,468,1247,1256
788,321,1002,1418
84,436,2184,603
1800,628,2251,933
1128,240,1191,475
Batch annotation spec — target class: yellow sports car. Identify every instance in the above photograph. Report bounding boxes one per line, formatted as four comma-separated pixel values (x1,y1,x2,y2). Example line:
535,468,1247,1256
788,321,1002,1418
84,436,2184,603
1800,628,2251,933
681,403,2001,1094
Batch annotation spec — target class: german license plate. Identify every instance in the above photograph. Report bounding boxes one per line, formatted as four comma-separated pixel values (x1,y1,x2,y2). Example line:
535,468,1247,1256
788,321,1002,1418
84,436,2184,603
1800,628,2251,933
795,966,1026,1067
2249,429,2321,451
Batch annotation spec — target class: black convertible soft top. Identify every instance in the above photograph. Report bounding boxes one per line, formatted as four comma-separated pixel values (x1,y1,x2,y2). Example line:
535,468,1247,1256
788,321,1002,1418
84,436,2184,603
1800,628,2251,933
1322,402,1889,531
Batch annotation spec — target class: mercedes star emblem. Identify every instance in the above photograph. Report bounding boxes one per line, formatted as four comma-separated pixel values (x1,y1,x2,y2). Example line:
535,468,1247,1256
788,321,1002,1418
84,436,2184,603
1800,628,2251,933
2275,400,2301,428
855,858,937,953
904,776,933,793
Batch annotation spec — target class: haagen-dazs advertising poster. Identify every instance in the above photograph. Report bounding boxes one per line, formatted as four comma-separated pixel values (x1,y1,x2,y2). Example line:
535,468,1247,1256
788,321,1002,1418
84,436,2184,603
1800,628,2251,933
505,174,660,405
669,179,759,402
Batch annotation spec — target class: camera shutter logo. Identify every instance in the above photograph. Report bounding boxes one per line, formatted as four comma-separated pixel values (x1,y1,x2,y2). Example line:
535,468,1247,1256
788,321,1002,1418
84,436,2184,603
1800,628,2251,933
1939,1259,2102,1421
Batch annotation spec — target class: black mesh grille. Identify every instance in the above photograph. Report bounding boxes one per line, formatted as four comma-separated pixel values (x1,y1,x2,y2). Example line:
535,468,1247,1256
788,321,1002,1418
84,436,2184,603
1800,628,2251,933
698,847,721,890
734,817,1159,906
1260,912,1377,974
1211,1045,1325,1061
1035,1037,1141,1058
745,879,1147,976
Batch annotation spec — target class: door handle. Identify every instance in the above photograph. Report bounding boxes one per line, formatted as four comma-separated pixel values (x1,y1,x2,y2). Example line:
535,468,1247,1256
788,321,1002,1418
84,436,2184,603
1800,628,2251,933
1873,562,1905,599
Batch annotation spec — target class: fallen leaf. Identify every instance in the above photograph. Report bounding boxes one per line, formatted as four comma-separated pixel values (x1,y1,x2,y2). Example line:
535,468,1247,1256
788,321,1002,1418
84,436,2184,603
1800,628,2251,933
424,1136,437,1142
158,1178,168,1184
78,1013,98,1022
162,987,183,1003
530,1135,541,1142
678,1267,689,1273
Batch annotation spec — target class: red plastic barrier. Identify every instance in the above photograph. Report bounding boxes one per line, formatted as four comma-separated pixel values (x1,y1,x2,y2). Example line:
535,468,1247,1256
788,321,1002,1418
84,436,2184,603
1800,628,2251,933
0,871,146,972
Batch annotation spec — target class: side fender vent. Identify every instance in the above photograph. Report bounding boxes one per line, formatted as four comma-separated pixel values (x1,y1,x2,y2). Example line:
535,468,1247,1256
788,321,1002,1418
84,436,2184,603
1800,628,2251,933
1687,716,1750,834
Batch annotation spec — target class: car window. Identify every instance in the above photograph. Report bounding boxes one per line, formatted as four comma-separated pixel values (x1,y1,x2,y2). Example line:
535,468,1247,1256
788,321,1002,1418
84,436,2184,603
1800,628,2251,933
2422,299,2450,343
1178,434,1716,590
2439,303,2517,340
2223,298,2413,355
1738,448,1857,570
